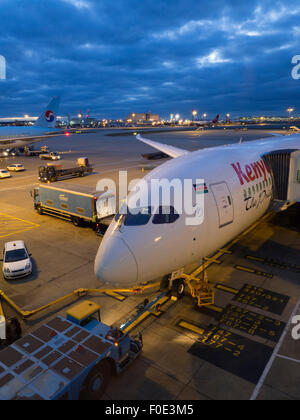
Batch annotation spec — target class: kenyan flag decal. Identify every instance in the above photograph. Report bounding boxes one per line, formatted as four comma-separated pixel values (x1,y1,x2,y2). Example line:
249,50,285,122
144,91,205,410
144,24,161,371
194,183,209,194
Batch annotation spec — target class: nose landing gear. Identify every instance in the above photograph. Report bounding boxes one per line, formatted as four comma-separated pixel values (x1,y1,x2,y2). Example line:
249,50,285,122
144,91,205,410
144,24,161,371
160,270,215,307
160,275,185,299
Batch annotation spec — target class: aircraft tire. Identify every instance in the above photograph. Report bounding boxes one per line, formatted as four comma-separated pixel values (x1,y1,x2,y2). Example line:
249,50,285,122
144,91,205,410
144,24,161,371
171,279,185,299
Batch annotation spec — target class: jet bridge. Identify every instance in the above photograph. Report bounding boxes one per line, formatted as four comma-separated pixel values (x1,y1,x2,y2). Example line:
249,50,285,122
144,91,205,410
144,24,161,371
262,149,300,202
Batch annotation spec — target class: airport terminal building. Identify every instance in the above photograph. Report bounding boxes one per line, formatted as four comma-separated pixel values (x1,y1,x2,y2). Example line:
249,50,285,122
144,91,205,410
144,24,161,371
126,112,160,123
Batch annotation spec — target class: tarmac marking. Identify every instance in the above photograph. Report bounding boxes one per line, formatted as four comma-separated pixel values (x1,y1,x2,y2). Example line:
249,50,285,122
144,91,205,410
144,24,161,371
250,298,300,400
246,255,300,273
234,284,290,316
188,324,273,384
277,354,300,364
220,305,286,342
215,284,239,295
0,212,39,239
205,304,223,313
234,265,273,279
178,320,205,336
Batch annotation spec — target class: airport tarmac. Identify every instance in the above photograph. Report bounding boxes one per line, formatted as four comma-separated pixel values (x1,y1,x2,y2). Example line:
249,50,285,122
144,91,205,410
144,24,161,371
0,127,299,400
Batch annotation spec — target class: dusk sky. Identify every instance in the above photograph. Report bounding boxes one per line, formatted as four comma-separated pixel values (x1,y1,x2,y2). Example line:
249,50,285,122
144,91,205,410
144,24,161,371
1,0,300,119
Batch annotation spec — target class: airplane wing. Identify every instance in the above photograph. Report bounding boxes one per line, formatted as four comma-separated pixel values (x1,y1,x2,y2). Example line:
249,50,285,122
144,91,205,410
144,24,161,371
0,132,68,146
136,134,189,158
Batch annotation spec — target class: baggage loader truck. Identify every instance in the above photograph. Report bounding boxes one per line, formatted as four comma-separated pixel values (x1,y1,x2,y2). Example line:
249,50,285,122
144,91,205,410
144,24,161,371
32,184,115,232
0,301,142,400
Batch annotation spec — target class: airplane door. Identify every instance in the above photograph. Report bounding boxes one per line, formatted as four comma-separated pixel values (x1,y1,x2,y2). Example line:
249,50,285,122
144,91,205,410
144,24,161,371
210,182,234,228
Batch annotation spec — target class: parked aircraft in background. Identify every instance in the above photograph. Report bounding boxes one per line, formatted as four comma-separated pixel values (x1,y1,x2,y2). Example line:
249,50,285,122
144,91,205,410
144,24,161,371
195,114,220,130
0,97,71,153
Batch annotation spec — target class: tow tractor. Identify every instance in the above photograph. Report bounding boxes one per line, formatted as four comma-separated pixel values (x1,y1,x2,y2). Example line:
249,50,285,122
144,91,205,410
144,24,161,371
0,301,142,400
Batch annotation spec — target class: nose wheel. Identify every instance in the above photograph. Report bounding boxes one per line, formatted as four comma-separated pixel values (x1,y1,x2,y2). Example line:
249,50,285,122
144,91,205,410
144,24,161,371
171,279,185,299
160,276,185,299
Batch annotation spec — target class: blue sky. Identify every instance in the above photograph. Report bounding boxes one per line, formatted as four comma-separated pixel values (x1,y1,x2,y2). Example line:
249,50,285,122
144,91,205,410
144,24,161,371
0,0,300,118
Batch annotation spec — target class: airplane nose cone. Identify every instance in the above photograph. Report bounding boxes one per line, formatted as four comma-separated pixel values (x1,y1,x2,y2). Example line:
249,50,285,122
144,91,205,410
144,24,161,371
95,237,138,288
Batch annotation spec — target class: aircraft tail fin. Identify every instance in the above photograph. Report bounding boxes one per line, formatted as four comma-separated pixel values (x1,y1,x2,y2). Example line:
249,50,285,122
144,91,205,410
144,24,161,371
212,114,220,124
34,96,60,128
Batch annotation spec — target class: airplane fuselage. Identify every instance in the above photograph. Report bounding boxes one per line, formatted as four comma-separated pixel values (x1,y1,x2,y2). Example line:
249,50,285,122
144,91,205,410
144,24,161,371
95,134,300,288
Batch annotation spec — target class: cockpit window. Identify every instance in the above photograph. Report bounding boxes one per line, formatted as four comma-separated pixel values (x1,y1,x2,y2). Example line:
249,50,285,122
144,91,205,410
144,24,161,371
123,207,152,226
152,206,180,225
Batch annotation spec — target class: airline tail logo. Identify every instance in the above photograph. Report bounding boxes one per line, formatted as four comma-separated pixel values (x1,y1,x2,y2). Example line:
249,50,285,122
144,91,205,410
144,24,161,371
45,110,55,123
212,115,220,124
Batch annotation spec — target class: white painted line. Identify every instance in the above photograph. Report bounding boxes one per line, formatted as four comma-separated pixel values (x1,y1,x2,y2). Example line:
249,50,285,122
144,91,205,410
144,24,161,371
250,298,300,400
277,354,300,364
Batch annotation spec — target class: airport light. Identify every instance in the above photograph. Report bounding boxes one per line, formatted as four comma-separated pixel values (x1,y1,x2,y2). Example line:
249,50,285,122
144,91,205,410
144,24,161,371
287,107,295,118
175,114,180,121
192,110,198,122
203,113,207,119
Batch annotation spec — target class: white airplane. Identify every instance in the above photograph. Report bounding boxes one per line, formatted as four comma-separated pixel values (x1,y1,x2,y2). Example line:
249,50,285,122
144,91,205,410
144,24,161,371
0,97,71,153
94,132,300,292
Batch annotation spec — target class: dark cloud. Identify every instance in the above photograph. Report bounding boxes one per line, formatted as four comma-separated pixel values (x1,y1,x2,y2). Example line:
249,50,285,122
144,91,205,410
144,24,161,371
0,0,299,118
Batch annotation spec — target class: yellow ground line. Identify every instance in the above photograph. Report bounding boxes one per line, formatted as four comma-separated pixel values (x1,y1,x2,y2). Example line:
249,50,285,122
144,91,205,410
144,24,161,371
246,256,265,263
0,212,40,239
0,226,40,239
235,265,256,273
205,304,224,313
0,301,4,318
178,321,205,336
215,284,239,295
0,212,39,227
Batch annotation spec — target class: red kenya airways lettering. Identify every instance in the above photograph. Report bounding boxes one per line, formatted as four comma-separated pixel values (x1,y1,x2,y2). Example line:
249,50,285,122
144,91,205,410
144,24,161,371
231,160,270,185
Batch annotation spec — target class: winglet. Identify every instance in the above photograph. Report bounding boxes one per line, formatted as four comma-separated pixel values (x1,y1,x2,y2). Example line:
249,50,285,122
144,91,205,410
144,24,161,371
34,96,61,128
136,134,189,159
